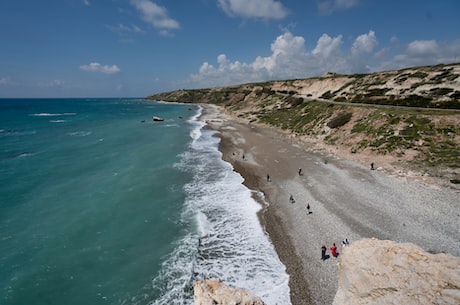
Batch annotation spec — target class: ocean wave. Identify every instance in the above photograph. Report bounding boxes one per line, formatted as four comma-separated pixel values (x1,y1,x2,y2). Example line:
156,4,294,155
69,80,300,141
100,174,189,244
67,131,92,137
150,111,290,305
1,151,36,160
29,112,76,117
0,129,37,136
49,120,67,123
188,106,204,145
15,152,35,158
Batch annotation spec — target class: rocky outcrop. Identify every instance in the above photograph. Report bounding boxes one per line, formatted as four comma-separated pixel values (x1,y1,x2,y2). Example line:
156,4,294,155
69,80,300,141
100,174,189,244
194,278,266,305
333,238,460,305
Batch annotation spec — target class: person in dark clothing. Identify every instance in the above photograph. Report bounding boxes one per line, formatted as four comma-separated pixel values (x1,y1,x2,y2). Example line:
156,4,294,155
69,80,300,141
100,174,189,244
321,246,327,260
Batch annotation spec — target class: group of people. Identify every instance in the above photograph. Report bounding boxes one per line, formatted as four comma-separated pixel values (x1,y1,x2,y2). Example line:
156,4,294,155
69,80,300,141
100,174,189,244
321,239,350,260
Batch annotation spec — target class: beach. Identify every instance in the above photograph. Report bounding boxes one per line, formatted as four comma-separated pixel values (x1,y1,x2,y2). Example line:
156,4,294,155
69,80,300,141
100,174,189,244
200,104,460,305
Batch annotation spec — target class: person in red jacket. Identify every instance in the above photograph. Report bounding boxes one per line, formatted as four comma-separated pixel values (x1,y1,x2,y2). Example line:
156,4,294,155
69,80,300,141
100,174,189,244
330,243,338,258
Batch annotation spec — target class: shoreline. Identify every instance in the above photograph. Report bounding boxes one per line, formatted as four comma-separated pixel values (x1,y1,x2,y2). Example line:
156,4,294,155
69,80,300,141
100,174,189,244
199,104,460,305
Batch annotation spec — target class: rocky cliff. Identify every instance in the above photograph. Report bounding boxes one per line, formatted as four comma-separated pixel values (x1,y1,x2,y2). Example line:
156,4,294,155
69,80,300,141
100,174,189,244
148,63,460,109
147,63,460,186
333,238,460,305
193,239,460,305
193,278,266,305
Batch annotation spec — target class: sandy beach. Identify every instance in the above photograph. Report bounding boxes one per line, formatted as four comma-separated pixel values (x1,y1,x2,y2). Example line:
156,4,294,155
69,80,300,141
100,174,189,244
199,104,460,305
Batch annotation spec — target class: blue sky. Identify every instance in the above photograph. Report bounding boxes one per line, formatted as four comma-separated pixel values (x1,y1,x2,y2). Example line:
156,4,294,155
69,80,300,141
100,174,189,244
1,0,459,98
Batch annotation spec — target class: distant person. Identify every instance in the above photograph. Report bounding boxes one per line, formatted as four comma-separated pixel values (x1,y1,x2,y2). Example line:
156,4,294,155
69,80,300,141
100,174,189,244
298,168,303,176
370,162,375,170
242,154,245,160
289,194,295,203
342,238,350,247
306,203,311,214
330,243,338,258
321,246,327,260
267,174,270,182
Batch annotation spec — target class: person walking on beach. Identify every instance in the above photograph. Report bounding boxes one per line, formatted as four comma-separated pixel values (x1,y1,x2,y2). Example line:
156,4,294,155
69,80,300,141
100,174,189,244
306,203,311,214
267,174,270,182
321,246,327,260
289,194,295,203
298,168,303,176
370,162,375,170
330,243,338,258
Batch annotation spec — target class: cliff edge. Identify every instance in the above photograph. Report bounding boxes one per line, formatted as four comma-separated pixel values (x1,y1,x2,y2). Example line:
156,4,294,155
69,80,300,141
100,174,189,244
333,238,460,305
194,278,266,305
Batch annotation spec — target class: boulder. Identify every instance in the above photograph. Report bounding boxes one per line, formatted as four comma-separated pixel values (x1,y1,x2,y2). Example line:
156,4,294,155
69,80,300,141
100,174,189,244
333,238,460,305
194,278,266,305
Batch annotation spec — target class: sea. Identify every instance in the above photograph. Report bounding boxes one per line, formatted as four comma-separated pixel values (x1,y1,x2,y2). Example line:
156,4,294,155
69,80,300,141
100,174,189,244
0,98,290,305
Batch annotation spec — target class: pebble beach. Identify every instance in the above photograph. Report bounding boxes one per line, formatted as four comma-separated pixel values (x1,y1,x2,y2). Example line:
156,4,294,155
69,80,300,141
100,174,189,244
200,104,460,305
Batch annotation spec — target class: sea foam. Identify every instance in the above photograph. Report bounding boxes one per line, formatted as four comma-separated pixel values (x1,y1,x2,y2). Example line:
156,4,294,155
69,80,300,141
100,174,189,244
149,109,290,305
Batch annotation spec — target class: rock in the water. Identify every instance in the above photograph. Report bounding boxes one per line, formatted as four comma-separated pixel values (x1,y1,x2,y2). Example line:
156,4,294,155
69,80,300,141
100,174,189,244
194,278,266,305
333,238,460,305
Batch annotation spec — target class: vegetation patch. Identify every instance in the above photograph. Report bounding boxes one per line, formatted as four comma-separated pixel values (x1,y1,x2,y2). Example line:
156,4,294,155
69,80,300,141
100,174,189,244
146,63,460,172
327,112,352,128
411,71,428,78
429,87,454,96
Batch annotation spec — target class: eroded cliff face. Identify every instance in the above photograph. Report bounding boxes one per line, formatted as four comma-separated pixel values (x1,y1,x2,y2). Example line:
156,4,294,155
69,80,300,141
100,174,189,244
333,238,460,305
194,278,266,305
146,63,460,186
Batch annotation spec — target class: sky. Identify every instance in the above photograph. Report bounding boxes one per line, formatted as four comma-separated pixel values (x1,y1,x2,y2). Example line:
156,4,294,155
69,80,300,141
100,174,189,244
0,0,459,98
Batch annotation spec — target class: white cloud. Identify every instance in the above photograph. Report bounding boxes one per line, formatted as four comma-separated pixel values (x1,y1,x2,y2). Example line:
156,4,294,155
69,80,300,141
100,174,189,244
0,77,12,85
318,0,359,15
312,33,343,57
351,30,377,56
335,0,358,8
407,40,439,57
83,0,90,6
35,80,65,88
130,0,180,34
378,39,460,70
218,0,288,19
106,24,144,34
80,62,121,74
190,31,346,87
188,31,460,89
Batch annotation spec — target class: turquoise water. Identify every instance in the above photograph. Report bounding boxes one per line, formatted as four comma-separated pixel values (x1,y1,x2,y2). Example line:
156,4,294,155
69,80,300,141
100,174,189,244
0,99,290,305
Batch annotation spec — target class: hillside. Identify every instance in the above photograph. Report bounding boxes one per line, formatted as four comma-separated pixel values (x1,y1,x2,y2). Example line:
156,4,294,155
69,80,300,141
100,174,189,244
147,63,460,186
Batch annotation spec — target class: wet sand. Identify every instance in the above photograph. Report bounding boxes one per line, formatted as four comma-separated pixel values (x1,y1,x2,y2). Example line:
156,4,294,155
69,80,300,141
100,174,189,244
200,104,460,305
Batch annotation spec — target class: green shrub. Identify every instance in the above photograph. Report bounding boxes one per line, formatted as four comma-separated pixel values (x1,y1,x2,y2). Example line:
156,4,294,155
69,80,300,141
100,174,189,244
430,88,454,96
411,71,428,78
321,91,334,99
327,112,352,128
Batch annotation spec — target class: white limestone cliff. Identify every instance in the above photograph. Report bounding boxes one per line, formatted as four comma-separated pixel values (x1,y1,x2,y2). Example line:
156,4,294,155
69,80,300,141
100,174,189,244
194,278,266,305
333,238,460,305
